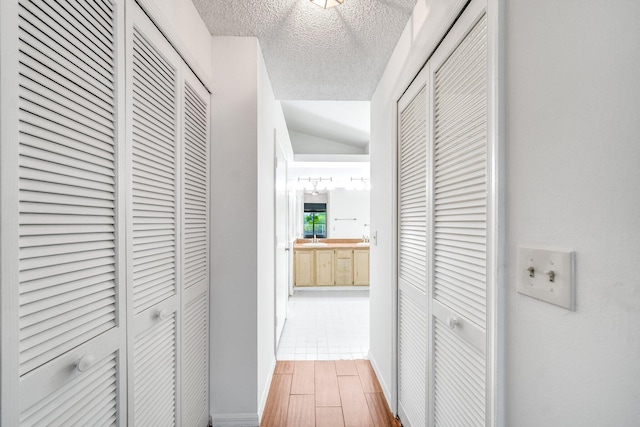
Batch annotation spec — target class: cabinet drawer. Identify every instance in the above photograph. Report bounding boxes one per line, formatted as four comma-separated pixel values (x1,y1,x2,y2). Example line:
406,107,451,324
335,249,353,259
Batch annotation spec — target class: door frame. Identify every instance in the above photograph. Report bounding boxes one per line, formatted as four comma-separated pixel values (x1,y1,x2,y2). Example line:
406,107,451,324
274,130,289,351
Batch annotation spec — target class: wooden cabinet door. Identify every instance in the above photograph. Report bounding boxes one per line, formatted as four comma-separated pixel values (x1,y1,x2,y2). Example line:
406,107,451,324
353,250,370,286
315,250,335,286
335,250,353,285
294,251,314,286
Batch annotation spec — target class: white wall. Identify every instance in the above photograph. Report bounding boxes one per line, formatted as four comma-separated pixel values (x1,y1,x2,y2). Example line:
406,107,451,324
328,190,370,238
368,0,468,409
289,130,367,155
210,36,292,425
505,1,640,426
210,37,259,423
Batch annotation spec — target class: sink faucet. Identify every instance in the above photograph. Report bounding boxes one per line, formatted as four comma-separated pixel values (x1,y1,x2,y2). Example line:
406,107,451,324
313,234,317,243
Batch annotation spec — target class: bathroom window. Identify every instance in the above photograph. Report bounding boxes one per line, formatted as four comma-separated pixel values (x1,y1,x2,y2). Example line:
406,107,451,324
303,203,327,238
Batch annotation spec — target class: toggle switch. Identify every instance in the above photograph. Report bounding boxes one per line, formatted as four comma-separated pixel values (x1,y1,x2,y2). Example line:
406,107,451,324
517,247,575,310
544,270,555,282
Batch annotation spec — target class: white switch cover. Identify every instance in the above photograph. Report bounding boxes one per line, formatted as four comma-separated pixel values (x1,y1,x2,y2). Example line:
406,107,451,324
517,247,575,310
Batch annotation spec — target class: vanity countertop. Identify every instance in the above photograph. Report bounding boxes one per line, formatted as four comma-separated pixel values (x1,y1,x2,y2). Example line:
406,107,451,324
293,238,370,250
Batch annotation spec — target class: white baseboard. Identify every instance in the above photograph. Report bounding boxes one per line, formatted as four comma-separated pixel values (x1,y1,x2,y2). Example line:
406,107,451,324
258,357,277,420
368,353,394,414
211,413,259,427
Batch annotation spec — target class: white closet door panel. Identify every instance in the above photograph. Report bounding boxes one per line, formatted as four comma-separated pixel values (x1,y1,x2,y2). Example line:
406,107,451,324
126,3,183,425
180,69,210,426
182,75,209,290
17,0,120,379
133,314,178,426
429,3,488,426
433,13,488,330
397,70,429,426
130,23,178,315
182,283,209,427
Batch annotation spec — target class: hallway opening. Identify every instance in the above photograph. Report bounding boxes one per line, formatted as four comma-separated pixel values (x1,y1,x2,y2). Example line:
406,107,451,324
276,290,369,361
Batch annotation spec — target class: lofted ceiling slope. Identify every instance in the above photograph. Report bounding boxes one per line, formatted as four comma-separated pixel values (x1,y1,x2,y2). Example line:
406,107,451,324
192,0,416,100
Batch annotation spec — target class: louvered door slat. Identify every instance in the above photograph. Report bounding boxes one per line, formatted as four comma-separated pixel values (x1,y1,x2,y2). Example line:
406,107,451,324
133,315,177,426
20,70,114,125
182,81,209,290
57,0,114,51
17,0,118,378
433,319,485,427
19,54,113,118
131,26,177,314
18,32,110,102
18,9,112,95
399,85,427,294
25,0,114,79
398,291,427,427
183,289,209,427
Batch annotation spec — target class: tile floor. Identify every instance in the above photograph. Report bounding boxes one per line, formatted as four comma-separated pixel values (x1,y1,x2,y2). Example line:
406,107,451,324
276,289,369,361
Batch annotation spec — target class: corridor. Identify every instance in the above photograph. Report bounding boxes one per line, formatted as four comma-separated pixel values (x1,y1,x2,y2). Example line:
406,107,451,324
262,360,398,427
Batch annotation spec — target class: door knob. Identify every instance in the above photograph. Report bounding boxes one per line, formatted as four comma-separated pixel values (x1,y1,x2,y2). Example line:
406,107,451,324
75,354,96,372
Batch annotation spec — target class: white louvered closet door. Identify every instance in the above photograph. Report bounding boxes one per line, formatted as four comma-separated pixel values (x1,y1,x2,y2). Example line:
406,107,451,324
428,1,491,426
181,69,210,427
126,3,182,425
397,67,429,427
8,0,126,425
397,1,494,425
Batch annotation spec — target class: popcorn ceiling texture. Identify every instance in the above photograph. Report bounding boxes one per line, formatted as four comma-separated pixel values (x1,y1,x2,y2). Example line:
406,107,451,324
192,0,416,100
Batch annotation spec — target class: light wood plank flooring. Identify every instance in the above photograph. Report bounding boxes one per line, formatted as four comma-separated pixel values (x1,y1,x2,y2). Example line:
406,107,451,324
262,360,399,427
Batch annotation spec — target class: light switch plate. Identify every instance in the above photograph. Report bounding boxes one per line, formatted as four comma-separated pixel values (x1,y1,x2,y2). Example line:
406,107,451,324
517,247,575,310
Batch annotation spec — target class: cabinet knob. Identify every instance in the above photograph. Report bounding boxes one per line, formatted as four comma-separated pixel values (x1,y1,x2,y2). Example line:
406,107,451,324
75,354,96,372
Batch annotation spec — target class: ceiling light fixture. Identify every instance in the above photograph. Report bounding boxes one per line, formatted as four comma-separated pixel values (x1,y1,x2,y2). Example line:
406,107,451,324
310,0,344,9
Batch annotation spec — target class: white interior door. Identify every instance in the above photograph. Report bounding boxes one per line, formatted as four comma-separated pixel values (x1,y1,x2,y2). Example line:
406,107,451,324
275,139,289,347
397,0,494,425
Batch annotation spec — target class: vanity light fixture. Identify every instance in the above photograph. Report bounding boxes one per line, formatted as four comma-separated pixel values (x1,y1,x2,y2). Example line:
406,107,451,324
310,0,344,9
298,177,333,194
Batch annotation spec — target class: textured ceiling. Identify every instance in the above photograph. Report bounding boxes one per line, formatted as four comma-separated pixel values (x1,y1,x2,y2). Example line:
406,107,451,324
191,0,416,100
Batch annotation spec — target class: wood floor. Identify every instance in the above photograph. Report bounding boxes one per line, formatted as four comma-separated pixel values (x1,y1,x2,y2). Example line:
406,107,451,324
262,360,399,427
